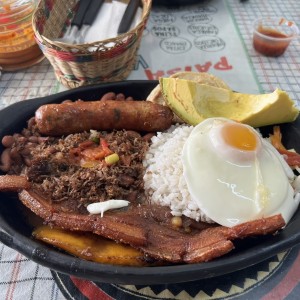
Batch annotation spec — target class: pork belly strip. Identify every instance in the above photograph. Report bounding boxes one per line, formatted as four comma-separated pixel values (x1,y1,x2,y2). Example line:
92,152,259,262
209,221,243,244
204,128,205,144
18,189,285,263
0,175,30,191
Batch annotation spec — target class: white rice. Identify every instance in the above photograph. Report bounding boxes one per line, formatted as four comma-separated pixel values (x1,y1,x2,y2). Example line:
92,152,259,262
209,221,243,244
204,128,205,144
143,124,214,223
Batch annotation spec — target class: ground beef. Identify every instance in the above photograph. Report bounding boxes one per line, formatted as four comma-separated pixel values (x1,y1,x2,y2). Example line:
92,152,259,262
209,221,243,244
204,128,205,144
10,127,149,214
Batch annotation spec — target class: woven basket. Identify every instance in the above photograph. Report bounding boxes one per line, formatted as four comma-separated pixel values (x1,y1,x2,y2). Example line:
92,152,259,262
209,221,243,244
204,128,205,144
32,0,152,88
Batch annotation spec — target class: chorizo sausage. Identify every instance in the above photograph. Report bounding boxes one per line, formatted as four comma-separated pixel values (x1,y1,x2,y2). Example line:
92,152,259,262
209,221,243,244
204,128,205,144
35,100,174,136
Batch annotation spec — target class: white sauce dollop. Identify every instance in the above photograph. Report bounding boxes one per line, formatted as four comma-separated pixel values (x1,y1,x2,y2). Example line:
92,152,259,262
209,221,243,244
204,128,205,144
87,200,129,217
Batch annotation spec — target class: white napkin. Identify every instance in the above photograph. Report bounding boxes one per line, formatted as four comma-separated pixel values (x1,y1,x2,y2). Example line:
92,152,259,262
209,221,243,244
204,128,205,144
83,0,142,43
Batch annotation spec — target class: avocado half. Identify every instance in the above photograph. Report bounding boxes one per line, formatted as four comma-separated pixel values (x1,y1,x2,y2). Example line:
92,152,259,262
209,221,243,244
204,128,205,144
160,77,299,127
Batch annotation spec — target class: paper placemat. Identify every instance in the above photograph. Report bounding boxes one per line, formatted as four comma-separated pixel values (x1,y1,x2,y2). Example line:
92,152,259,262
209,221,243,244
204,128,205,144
127,0,261,93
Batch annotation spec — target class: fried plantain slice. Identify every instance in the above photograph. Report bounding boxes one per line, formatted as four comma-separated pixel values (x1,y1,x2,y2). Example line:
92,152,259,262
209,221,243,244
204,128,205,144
33,225,156,267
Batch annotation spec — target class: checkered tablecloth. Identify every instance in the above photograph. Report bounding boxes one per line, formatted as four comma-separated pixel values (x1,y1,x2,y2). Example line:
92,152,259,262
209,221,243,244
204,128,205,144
228,0,300,101
1,1,300,299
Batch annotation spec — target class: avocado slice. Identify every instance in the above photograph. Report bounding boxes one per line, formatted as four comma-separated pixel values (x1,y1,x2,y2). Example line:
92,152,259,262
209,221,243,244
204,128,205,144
160,78,299,127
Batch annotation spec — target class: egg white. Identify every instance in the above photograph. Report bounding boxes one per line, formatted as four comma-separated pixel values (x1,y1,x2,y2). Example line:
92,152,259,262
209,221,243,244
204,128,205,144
182,118,299,227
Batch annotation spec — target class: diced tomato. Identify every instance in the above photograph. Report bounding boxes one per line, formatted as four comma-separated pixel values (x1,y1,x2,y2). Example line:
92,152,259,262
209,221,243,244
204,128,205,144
82,147,106,160
100,138,113,156
277,149,300,166
70,138,114,165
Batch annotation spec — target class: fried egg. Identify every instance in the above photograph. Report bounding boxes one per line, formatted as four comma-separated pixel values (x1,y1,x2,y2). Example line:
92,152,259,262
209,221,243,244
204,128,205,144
182,117,299,227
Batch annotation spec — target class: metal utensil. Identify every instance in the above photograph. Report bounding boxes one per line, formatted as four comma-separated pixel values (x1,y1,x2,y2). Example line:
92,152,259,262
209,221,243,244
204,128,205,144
117,0,140,34
77,0,105,44
56,0,92,44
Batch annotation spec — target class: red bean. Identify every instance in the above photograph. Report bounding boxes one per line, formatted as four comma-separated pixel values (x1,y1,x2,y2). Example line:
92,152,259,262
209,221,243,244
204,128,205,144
28,136,39,143
116,93,126,101
143,133,155,142
21,148,31,156
27,117,36,129
0,148,11,172
37,137,49,143
15,136,27,143
101,92,116,101
24,157,32,167
9,147,22,163
2,135,14,148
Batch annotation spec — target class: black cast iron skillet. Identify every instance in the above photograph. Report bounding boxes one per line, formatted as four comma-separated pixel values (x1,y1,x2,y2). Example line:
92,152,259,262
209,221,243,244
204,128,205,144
0,80,300,284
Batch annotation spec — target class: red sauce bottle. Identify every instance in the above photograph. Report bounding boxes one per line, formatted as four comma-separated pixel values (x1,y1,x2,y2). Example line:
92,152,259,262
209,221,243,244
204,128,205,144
253,25,292,57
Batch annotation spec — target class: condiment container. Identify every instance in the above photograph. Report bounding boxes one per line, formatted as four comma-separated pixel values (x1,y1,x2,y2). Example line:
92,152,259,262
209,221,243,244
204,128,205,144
0,0,44,71
253,17,299,57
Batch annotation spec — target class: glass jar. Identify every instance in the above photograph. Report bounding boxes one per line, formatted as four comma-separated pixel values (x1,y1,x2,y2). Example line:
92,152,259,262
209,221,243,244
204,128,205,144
0,0,44,70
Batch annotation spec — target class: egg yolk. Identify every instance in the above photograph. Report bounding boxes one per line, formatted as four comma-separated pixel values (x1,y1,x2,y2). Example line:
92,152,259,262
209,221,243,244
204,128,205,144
221,123,257,151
